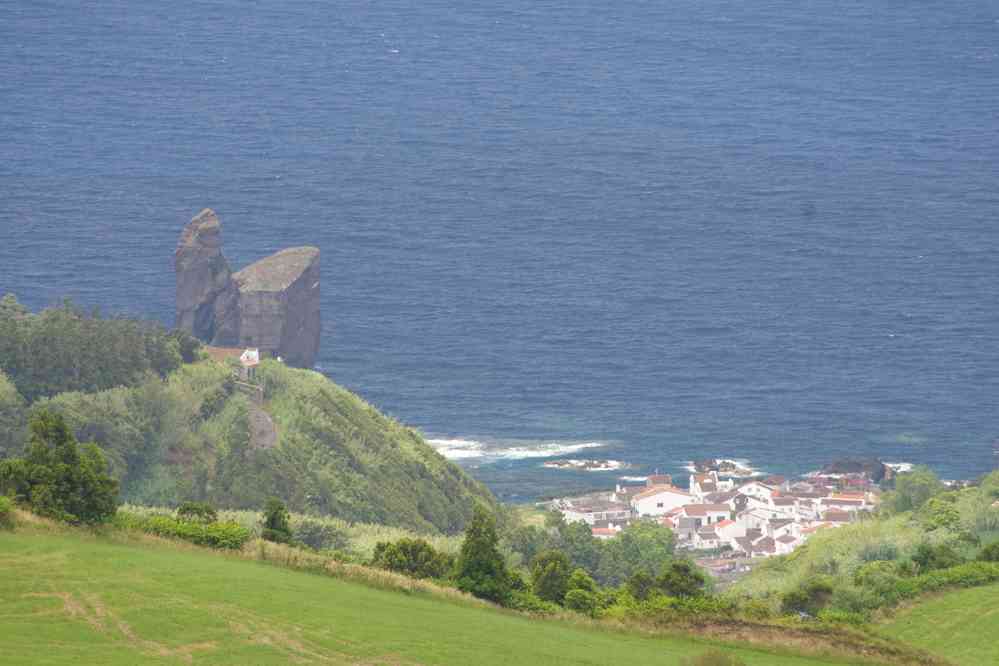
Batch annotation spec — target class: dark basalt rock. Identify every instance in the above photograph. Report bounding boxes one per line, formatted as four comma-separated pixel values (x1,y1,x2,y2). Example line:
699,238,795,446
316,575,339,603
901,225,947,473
175,209,321,368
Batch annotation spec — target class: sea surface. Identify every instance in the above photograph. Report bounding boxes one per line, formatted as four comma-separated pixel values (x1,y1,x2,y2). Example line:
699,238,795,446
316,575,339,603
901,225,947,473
2,1,997,501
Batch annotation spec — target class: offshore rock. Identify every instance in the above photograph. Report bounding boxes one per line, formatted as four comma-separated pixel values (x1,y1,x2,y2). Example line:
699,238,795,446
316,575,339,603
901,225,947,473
174,209,239,343
234,246,321,368
175,209,321,368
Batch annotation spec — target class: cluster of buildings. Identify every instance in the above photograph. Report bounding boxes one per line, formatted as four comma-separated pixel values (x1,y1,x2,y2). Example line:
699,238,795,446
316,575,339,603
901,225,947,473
552,468,880,559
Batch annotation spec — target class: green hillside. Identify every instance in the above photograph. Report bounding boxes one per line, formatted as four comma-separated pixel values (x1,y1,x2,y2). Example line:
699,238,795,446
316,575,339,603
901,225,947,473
33,359,494,533
0,522,876,666
878,584,999,666
0,298,493,533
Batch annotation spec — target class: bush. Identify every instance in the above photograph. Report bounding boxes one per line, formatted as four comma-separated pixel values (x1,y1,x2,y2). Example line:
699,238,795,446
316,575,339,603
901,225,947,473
781,576,834,616
0,495,15,530
507,590,561,614
371,538,455,580
564,588,598,616
680,652,746,666
115,512,251,550
262,497,292,544
911,542,964,573
176,501,217,524
294,517,348,551
978,541,999,562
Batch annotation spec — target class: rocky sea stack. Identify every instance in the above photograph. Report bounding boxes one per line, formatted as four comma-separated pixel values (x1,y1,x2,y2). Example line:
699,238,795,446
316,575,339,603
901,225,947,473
175,209,321,367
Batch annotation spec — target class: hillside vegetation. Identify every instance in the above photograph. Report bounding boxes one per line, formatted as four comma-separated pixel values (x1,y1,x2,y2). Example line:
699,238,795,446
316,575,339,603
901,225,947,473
0,520,880,666
726,468,999,620
878,584,999,666
0,296,494,533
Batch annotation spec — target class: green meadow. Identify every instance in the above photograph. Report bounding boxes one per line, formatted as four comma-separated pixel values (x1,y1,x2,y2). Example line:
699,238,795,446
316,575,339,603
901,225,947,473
879,583,999,666
0,524,869,666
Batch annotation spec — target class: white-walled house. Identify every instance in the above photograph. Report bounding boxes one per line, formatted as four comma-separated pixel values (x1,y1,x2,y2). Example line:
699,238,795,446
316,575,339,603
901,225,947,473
680,503,731,527
631,486,691,517
737,481,776,502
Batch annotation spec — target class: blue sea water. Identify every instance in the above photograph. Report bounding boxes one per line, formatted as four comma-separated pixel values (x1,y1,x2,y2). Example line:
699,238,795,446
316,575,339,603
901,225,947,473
1,1,997,501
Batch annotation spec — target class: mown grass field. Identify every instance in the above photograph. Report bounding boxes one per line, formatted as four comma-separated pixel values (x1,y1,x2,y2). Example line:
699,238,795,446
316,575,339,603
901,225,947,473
878,583,999,666
0,525,871,666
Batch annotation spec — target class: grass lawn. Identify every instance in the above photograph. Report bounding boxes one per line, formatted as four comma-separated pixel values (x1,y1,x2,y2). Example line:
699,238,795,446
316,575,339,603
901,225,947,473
878,583,999,666
0,527,868,666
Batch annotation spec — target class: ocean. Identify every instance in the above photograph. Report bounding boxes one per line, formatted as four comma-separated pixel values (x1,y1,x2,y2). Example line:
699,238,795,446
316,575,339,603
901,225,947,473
1,1,997,501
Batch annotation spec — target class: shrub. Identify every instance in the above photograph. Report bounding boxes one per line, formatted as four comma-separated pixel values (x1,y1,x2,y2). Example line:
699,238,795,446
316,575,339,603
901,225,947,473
115,512,251,550
294,517,348,551
817,608,868,626
371,538,454,580
176,501,217,524
261,497,292,544
911,542,964,573
781,576,834,616
567,567,598,594
564,588,598,616
507,590,560,614
680,650,746,666
0,495,15,530
858,541,899,562
531,550,572,604
978,541,999,562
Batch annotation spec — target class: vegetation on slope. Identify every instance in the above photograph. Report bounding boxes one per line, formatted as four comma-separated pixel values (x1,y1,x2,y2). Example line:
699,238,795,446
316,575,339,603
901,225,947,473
0,520,886,666
727,468,999,620
0,295,495,533
878,583,999,666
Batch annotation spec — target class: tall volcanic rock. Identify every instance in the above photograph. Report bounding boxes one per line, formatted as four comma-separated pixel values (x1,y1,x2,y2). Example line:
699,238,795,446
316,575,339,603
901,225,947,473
175,209,321,368
175,209,240,344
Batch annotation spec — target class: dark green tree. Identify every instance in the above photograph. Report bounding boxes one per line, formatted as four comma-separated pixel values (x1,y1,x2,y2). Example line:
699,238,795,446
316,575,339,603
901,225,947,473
656,559,708,599
531,550,572,604
626,570,656,601
0,409,117,524
261,497,292,543
455,504,510,604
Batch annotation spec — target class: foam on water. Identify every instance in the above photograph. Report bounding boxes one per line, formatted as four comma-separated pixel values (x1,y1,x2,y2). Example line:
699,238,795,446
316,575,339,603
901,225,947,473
427,437,606,462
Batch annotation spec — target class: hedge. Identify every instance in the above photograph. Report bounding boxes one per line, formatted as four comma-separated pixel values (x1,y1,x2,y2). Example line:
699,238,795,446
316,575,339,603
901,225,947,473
115,512,251,550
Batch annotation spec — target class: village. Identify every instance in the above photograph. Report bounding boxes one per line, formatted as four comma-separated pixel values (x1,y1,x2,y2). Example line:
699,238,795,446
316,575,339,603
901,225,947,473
548,460,887,579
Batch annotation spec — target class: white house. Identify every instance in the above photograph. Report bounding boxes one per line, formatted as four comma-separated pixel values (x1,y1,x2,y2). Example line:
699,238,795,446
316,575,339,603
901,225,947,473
631,486,691,517
680,503,731,527
689,472,735,501
737,481,776,502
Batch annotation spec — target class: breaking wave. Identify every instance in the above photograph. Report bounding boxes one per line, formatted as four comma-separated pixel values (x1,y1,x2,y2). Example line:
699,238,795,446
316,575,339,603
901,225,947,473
427,437,606,462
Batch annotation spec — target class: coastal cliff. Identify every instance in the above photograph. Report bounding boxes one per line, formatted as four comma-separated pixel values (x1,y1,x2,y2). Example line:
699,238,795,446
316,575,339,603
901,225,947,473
175,209,321,368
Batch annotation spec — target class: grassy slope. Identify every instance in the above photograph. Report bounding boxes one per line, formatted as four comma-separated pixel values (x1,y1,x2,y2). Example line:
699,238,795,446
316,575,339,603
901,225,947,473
39,359,494,534
878,584,999,666
0,527,864,666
